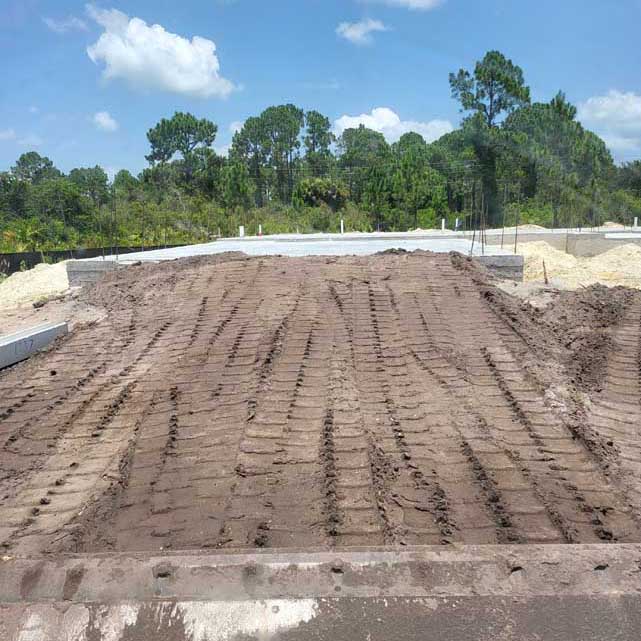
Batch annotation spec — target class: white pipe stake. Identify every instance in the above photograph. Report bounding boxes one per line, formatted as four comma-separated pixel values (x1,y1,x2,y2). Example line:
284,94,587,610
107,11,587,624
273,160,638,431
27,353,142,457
341,219,344,234
441,218,446,231
239,225,245,238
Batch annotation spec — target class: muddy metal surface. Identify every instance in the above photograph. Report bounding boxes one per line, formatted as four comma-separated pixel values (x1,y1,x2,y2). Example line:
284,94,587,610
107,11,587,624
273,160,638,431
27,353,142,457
1,252,641,556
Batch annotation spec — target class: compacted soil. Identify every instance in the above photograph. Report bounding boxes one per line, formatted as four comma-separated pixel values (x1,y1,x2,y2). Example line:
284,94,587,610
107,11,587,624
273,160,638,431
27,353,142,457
1,252,641,555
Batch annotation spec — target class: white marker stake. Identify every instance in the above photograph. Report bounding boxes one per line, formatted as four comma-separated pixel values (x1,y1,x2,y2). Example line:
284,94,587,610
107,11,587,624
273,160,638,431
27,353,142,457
239,225,245,238
635,217,638,229
258,224,262,236
341,219,344,234
441,218,446,232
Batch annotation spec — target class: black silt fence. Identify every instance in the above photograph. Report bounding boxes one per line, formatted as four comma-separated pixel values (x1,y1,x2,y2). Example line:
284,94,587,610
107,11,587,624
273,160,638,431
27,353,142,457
0,245,187,276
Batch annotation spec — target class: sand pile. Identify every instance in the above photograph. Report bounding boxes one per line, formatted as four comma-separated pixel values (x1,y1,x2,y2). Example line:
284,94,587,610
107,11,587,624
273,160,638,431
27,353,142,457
518,242,641,289
519,242,584,282
0,262,69,309
586,245,641,287
601,221,625,229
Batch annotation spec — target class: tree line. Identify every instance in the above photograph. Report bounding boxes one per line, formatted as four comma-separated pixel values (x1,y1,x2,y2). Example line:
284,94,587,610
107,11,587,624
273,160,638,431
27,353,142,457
2,50,641,252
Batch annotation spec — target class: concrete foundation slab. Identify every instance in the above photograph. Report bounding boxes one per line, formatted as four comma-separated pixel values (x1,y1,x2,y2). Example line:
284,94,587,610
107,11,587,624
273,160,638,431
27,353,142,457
75,233,525,282
103,234,515,262
1,545,641,640
0,321,68,370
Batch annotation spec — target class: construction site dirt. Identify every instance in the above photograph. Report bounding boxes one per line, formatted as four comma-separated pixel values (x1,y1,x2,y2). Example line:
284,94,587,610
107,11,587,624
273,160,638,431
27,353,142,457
2,251,641,556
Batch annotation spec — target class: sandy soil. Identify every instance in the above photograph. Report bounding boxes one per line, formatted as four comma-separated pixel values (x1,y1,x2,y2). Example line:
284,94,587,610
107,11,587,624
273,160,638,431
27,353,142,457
0,290,105,337
517,241,641,289
0,262,70,310
1,251,640,555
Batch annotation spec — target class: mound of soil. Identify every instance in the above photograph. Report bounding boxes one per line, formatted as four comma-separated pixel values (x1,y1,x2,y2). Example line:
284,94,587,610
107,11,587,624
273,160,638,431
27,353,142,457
1,251,640,555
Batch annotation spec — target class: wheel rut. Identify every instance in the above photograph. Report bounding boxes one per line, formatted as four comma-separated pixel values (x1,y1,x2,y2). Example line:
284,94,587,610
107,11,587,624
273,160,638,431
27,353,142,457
3,253,641,552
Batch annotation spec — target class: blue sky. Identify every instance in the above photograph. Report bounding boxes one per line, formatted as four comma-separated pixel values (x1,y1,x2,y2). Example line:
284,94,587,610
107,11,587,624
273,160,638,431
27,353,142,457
1,0,640,176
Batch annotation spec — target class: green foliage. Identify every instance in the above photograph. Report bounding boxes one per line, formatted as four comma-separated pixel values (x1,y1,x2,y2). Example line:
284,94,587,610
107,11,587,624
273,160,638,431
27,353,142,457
146,112,218,165
503,200,554,227
617,161,641,197
304,111,335,176
69,166,109,207
11,152,61,184
606,190,641,224
113,170,139,201
222,162,253,210
449,51,531,225
0,53,635,252
449,50,531,127
293,177,348,211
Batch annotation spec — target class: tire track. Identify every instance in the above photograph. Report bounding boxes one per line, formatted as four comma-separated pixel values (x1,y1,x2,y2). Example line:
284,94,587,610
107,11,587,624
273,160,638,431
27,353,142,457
3,253,641,552
326,281,391,545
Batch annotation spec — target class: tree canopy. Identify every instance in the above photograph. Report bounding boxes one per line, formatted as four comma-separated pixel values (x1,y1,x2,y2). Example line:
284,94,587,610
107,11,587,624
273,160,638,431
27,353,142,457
1,49,638,253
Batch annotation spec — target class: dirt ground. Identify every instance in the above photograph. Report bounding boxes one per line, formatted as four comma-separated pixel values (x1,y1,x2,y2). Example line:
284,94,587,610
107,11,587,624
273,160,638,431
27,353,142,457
1,251,641,555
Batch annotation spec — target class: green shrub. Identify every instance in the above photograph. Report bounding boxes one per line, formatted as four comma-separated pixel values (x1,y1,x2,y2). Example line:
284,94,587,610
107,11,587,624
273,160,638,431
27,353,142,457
503,200,554,227
293,178,349,212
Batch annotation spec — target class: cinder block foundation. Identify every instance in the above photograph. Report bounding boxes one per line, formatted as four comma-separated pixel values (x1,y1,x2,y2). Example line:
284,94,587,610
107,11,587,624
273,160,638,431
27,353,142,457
477,254,525,281
66,260,123,287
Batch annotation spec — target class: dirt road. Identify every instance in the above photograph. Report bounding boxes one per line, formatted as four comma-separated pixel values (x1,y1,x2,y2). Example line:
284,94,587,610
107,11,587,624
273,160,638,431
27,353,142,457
1,252,640,554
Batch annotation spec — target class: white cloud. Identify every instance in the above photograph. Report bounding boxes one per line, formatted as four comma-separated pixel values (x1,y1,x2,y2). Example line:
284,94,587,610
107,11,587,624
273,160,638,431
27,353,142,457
362,0,443,9
334,107,453,143
93,111,119,132
18,134,44,147
0,129,16,141
578,90,641,161
216,144,231,157
336,18,388,45
43,16,88,34
230,120,244,134
29,106,39,114
86,5,236,99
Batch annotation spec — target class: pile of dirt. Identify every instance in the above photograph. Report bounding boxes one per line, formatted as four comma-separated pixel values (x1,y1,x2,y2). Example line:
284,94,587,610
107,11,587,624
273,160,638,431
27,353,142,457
541,285,635,392
513,223,547,231
518,241,584,282
2,251,641,556
82,252,247,312
0,262,69,309
518,241,641,289
586,244,641,287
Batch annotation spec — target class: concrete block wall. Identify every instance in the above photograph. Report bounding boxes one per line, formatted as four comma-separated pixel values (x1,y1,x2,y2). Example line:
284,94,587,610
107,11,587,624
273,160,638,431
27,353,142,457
485,231,641,258
66,260,123,287
477,255,524,281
